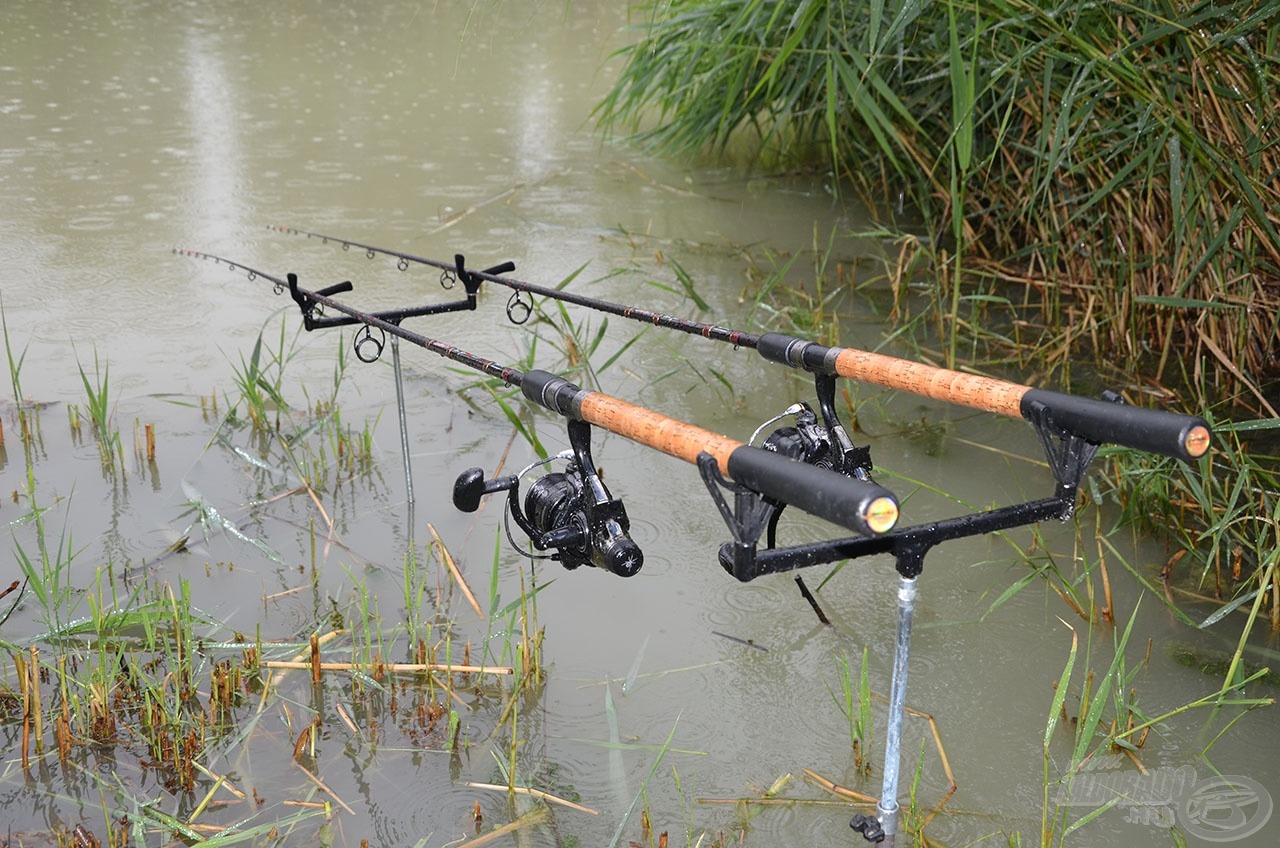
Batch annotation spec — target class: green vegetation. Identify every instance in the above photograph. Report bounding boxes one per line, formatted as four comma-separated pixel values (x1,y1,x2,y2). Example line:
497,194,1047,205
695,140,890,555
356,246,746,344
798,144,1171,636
596,0,1279,411
0,313,555,847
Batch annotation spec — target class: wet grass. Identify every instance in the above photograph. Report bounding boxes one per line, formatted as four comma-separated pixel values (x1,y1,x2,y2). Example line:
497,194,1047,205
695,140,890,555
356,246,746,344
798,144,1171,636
74,347,123,470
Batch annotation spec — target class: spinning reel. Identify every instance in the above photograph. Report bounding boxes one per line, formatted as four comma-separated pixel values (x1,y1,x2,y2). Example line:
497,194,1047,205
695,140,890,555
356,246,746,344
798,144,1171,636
702,380,880,580
453,419,643,577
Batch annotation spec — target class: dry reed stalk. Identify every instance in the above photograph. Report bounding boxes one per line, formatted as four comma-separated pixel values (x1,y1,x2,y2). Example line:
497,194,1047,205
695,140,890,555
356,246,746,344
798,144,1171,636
457,806,548,847
17,652,29,771
29,645,42,755
263,660,512,675
56,655,71,763
802,768,877,804
427,184,523,236
1272,566,1279,633
466,781,599,814
293,761,356,815
839,686,959,808
257,629,346,713
429,522,482,618
334,701,359,738
901,702,958,807
1098,540,1114,626
193,760,245,800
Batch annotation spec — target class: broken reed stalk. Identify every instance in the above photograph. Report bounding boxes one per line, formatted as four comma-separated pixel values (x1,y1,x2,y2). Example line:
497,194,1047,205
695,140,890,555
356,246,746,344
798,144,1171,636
466,781,599,815
803,768,877,805
17,651,29,771
29,645,42,756
56,655,71,763
293,760,356,816
263,660,513,675
257,629,346,713
458,806,549,848
429,522,482,618
146,422,155,460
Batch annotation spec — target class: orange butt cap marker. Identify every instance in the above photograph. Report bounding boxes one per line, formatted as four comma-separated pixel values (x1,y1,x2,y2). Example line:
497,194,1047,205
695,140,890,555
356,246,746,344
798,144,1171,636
865,496,900,535
1184,425,1211,459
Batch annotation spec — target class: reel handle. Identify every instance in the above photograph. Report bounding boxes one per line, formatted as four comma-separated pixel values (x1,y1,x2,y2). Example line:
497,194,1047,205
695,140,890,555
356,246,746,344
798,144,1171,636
315,281,354,298
453,468,518,512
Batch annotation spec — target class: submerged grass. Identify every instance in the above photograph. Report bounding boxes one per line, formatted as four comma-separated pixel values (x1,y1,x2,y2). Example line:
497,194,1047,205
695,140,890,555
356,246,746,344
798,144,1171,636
0,312,549,847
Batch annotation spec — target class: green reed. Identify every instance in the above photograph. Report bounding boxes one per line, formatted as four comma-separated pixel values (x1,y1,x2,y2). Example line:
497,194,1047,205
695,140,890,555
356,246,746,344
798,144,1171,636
596,0,1279,412
831,648,875,776
227,315,296,433
74,346,125,470
2,304,35,450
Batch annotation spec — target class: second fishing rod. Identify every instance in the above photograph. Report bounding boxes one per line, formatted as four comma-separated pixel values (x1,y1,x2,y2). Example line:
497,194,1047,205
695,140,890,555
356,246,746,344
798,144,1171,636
177,249,901,579
272,224,1213,464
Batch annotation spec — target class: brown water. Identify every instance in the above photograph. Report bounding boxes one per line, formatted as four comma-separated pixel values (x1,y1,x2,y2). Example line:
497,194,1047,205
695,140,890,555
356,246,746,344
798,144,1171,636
2,2,1277,846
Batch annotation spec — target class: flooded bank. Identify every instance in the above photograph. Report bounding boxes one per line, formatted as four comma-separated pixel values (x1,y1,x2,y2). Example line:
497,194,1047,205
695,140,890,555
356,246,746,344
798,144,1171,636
1,2,1275,846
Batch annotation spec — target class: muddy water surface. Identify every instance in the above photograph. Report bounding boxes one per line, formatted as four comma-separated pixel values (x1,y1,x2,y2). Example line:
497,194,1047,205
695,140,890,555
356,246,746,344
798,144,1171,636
2,2,1277,847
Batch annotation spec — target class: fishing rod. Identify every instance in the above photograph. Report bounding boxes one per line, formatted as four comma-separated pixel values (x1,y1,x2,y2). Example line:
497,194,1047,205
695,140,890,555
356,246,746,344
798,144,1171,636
270,224,1212,464
179,243,1187,848
176,248,901,580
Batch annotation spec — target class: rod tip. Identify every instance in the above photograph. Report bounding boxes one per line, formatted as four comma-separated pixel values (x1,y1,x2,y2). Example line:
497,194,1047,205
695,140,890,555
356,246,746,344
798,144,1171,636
864,496,899,535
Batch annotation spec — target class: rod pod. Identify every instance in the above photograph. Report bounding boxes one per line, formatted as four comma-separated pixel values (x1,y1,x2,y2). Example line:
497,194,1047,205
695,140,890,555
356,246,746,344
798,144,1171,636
178,250,902,567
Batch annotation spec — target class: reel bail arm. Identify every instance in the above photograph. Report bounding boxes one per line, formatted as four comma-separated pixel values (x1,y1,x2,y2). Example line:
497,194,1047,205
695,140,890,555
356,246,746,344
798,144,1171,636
813,372,873,479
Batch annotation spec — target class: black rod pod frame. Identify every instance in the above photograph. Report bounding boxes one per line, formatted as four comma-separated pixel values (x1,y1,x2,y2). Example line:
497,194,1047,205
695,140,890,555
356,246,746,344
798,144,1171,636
712,395,1102,585
287,255,516,340
453,418,643,577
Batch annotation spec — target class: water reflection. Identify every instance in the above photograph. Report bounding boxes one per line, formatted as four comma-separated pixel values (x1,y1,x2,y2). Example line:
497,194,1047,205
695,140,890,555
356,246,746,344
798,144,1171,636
180,26,245,247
